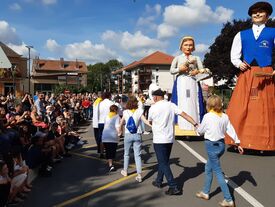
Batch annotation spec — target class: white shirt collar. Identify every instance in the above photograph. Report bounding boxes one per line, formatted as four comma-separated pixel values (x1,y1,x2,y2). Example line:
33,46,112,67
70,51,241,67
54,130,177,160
252,24,265,30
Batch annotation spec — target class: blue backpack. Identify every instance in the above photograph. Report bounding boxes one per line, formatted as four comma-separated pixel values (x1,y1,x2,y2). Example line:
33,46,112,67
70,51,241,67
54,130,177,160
126,114,137,134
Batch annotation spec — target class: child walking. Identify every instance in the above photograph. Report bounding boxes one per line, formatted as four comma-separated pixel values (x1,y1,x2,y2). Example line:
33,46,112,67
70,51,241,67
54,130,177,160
196,95,243,207
102,105,121,172
119,96,150,183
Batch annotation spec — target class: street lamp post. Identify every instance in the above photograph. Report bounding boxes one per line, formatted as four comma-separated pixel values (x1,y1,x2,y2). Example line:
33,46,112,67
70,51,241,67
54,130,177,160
12,65,17,95
25,45,33,93
100,67,103,91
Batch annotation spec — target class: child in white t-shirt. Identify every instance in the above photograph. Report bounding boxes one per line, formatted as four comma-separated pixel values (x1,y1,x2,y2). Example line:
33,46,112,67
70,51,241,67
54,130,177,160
102,105,121,172
119,96,151,183
196,95,243,207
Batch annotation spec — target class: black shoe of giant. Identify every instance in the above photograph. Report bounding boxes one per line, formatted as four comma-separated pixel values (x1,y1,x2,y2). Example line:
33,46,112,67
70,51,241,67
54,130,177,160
165,187,181,196
152,181,163,188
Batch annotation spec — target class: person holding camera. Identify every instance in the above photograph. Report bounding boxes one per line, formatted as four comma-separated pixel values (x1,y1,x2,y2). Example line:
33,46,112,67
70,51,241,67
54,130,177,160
21,93,33,112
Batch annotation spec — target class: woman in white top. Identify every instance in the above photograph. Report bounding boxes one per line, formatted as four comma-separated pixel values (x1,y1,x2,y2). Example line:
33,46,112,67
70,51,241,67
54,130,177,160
102,105,121,172
119,96,150,183
170,36,205,135
98,92,113,158
196,95,243,207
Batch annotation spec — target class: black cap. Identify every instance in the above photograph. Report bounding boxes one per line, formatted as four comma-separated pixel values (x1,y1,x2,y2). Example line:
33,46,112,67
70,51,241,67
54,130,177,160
248,1,273,16
152,89,165,97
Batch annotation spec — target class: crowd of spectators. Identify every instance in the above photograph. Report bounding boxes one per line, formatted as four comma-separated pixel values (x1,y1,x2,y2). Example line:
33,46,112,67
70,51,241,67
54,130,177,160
0,91,94,206
0,90,157,206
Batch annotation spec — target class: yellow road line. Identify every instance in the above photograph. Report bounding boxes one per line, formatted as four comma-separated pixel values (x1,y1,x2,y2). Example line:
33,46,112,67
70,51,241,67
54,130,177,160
54,173,139,207
80,144,97,149
71,144,97,152
71,152,136,168
54,151,148,206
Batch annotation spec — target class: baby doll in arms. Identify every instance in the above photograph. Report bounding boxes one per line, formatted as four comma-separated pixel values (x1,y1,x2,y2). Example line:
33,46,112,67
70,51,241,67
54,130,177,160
181,55,211,81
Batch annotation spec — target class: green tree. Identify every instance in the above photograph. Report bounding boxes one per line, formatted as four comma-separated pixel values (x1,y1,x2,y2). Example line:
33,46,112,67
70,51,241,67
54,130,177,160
204,18,275,86
53,84,88,94
87,59,123,92
106,59,124,92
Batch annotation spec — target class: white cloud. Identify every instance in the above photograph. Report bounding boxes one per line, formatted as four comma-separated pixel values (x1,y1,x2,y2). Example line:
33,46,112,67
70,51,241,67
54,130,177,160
7,43,37,58
136,4,161,31
158,0,233,38
102,30,167,59
45,39,61,53
213,6,234,23
137,16,158,30
9,3,22,11
22,0,57,5
145,4,161,16
101,30,119,41
195,43,209,54
164,0,233,26
64,40,117,63
42,0,57,5
0,20,21,44
120,31,166,57
157,23,178,39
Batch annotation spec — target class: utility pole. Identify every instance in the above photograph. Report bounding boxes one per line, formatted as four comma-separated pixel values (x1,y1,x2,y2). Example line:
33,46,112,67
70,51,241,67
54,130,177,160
12,65,16,95
25,45,33,93
100,67,103,91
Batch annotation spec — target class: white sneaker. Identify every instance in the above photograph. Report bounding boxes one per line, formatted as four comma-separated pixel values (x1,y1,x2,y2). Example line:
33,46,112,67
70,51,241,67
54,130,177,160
196,191,209,200
143,131,150,135
65,144,74,150
77,140,85,145
121,169,127,177
135,175,142,183
47,166,53,171
219,199,235,207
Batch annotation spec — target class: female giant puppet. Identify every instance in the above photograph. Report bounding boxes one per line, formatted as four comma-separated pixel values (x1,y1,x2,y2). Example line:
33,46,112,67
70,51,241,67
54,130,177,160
226,1,275,150
170,36,205,136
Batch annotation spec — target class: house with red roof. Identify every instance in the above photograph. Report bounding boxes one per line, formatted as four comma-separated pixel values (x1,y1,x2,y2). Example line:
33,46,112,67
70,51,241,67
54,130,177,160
113,51,175,94
32,57,87,93
0,42,27,96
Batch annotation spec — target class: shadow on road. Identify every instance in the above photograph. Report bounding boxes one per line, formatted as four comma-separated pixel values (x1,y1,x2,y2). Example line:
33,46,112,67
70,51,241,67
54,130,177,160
210,170,257,200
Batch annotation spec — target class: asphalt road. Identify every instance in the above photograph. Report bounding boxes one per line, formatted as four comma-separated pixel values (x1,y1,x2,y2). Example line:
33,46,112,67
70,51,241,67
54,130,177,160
22,121,275,207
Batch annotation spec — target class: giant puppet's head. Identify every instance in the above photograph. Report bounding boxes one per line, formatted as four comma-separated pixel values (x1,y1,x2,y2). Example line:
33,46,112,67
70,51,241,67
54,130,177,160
179,36,195,56
248,1,273,25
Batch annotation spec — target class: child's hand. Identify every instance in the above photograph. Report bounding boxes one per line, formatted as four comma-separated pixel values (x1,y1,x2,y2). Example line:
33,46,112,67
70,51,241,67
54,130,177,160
237,146,244,154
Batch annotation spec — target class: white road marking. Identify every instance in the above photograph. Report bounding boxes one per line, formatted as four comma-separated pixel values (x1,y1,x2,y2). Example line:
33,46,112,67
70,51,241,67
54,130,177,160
177,140,264,207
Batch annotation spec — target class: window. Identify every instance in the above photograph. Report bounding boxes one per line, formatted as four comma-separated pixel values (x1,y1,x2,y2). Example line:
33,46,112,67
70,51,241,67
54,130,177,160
34,83,54,92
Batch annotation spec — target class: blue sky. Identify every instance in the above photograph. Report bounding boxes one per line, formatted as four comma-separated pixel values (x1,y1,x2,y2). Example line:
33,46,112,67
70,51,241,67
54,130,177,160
0,0,273,65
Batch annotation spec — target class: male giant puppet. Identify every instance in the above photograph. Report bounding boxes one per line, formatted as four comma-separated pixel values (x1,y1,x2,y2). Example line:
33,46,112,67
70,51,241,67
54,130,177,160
226,1,275,150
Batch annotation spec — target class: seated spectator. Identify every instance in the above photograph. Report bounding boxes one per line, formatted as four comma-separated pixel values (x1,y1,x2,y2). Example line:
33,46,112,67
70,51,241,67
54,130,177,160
0,160,11,207
57,118,84,150
18,124,31,160
26,133,53,177
9,151,31,204
30,106,48,129
47,123,70,158
45,105,56,124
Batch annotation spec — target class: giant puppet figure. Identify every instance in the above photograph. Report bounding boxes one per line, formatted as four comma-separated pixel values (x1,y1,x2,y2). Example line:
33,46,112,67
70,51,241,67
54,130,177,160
170,36,206,136
226,1,275,150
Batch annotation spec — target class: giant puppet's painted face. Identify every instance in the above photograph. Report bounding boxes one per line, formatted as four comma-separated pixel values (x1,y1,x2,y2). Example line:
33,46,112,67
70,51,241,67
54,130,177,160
181,39,194,56
251,10,268,25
